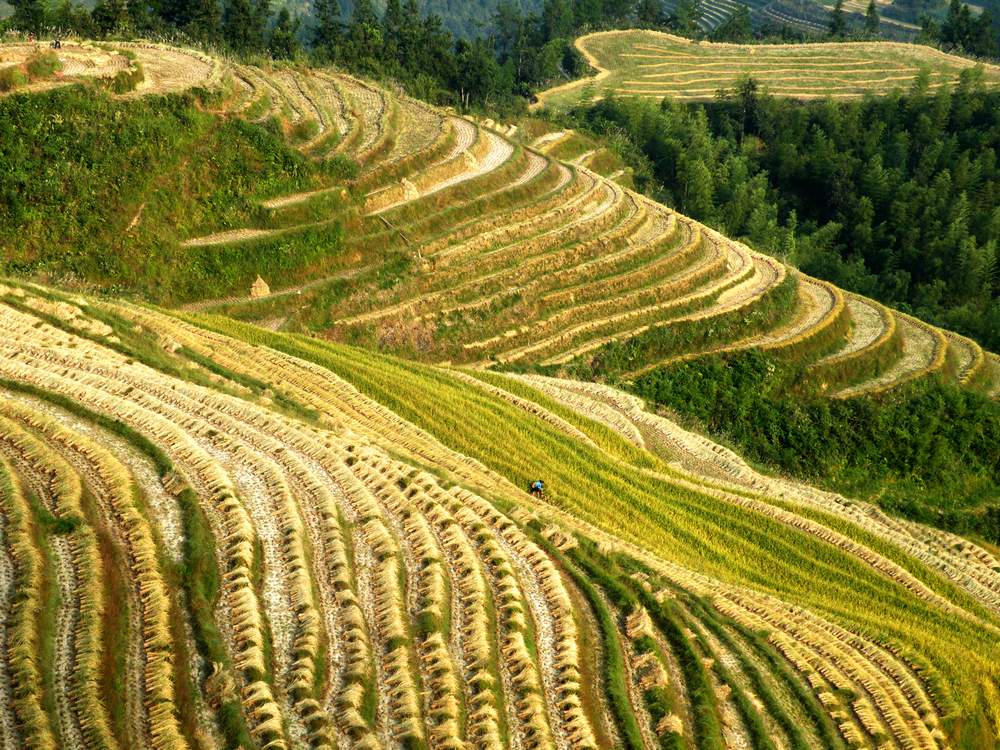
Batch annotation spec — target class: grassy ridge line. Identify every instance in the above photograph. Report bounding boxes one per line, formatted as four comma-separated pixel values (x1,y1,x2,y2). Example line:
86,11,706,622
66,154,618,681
494,374,1000,627
175,312,1000,737
533,534,646,750
570,543,726,750
632,274,848,374
531,31,614,112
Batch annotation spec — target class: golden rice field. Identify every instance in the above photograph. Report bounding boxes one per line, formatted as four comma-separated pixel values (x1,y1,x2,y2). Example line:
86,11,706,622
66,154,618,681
533,29,1000,109
1,42,1000,750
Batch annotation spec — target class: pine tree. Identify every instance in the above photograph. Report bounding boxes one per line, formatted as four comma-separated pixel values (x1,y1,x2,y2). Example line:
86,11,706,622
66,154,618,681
52,0,93,35
941,0,967,47
865,0,880,35
252,0,272,47
399,0,422,63
734,75,759,141
269,6,300,58
542,0,574,40
222,0,264,51
11,0,48,33
384,0,404,61
346,0,383,71
829,0,847,36
91,0,129,35
351,0,378,28
671,0,702,35
385,0,404,37
311,0,342,59
454,37,501,105
185,0,220,41
711,3,752,41
638,0,664,25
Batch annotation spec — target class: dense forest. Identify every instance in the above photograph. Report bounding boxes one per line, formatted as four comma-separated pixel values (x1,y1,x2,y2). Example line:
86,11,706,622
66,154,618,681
335,0,546,38
567,73,1000,351
633,350,1000,543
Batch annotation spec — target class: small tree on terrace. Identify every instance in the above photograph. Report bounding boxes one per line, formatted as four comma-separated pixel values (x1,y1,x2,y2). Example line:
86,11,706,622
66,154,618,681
865,0,880,34
734,75,760,141
672,0,703,35
829,0,847,36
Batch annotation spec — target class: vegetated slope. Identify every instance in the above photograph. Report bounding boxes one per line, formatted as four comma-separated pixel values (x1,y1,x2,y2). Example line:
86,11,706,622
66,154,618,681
0,42,357,304
4,40,994,402
532,29,1000,109
2,42,997,400
0,280,999,750
190,67,996,402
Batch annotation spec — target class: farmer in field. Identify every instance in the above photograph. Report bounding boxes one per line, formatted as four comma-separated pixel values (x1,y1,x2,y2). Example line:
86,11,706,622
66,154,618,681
529,479,545,499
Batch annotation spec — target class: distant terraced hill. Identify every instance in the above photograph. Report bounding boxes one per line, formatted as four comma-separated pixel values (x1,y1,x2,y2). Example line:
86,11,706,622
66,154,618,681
533,30,1000,109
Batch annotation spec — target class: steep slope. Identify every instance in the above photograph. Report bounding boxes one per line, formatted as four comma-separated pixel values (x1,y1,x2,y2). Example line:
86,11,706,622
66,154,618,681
0,282,997,750
2,47,1000,749
2,40,996,401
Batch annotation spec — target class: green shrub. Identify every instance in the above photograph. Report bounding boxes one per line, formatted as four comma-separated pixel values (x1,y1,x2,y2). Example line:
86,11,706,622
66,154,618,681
0,67,28,92
290,117,320,143
633,350,1000,542
0,86,339,302
25,51,62,80
107,63,145,94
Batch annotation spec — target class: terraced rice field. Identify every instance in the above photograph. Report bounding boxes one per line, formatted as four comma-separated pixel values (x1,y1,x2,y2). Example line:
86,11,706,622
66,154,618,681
2,44,1000,750
532,30,1000,109
0,40,222,95
0,283,998,750
3,41,995,395
127,47,997,401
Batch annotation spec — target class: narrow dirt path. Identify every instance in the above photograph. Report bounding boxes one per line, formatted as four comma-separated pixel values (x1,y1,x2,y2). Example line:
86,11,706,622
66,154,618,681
0,470,21,749
176,264,373,313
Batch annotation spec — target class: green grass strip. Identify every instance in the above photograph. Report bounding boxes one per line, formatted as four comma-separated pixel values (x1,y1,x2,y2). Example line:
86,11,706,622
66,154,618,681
535,534,645,750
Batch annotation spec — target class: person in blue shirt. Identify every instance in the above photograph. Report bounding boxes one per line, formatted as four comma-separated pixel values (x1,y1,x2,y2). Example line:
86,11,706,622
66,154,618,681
529,479,545,498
